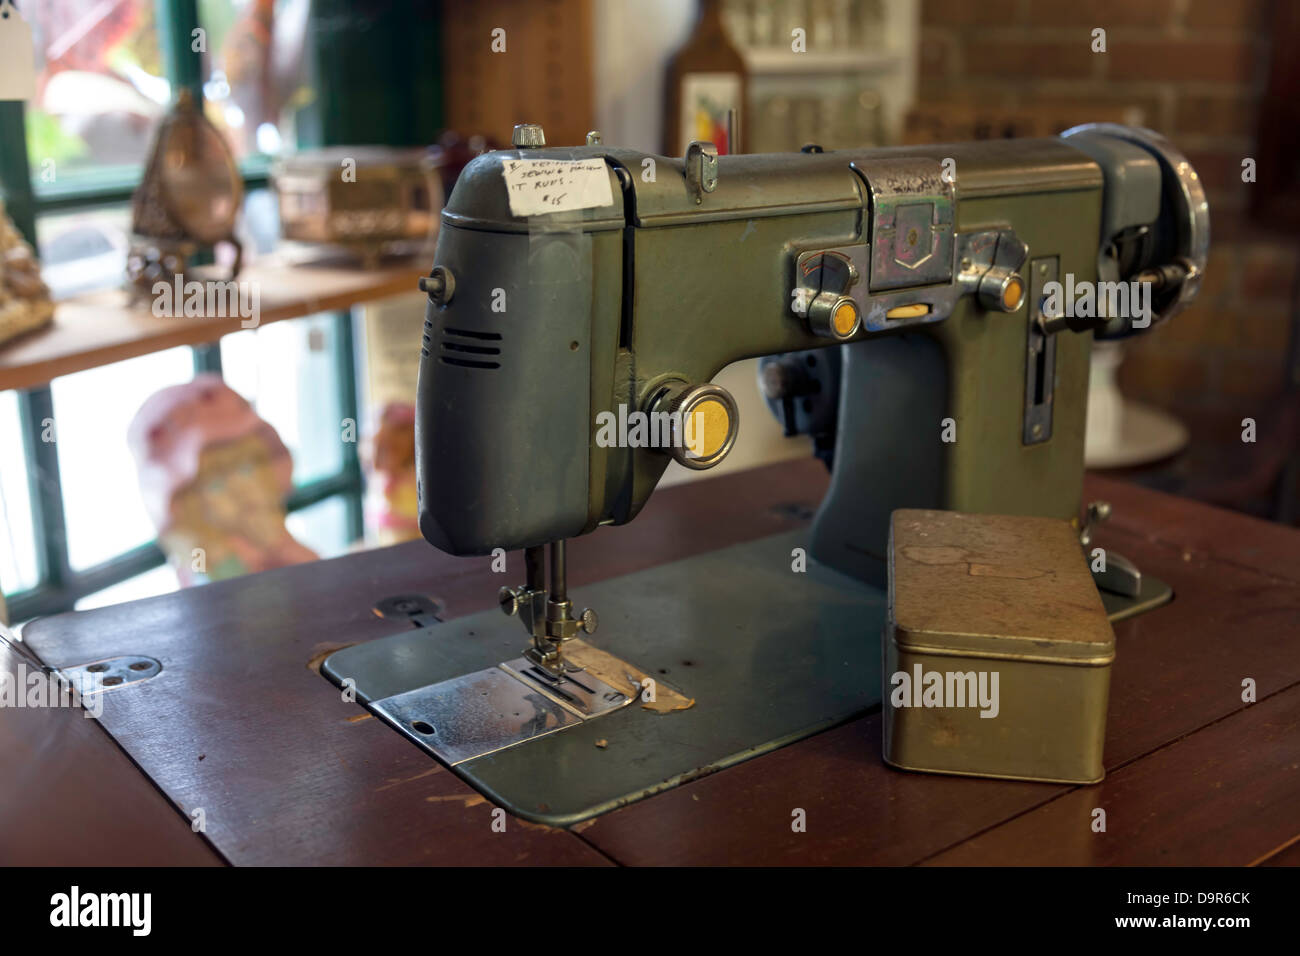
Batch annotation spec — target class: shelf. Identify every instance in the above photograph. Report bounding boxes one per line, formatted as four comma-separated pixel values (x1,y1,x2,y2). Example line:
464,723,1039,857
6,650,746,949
742,48,902,74
0,254,428,393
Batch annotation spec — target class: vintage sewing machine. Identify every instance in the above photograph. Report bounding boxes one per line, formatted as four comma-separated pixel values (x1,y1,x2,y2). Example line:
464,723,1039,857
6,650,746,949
323,123,1207,823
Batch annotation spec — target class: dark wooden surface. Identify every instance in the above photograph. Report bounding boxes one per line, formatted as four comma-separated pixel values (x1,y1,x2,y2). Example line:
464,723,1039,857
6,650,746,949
9,460,1300,865
0,643,222,866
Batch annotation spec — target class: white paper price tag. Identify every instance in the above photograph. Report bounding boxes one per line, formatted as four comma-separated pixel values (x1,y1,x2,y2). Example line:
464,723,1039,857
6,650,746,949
0,1,36,102
501,158,614,218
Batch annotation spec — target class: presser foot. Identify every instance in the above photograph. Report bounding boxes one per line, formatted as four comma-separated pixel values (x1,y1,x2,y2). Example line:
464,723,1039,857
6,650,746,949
365,539,620,767
502,593,600,675
499,540,599,676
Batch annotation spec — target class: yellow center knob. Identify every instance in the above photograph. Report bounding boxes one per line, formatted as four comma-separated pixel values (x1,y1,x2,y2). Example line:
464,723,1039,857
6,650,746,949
649,381,739,470
979,268,1026,313
1002,276,1025,312
833,300,860,337
684,398,731,460
805,291,862,340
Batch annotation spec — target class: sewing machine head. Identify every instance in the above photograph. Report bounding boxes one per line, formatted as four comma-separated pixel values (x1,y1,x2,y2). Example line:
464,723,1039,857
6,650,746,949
414,122,1207,667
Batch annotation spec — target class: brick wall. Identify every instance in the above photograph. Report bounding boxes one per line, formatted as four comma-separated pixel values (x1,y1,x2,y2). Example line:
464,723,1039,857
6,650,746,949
911,0,1299,517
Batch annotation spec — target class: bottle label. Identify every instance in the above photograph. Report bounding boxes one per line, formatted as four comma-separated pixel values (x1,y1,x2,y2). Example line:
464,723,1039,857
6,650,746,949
0,0,37,101
680,72,741,154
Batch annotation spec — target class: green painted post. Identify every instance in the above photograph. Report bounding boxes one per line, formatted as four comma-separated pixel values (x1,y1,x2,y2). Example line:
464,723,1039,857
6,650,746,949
303,0,444,148
155,0,204,105
0,7,64,612
0,101,36,245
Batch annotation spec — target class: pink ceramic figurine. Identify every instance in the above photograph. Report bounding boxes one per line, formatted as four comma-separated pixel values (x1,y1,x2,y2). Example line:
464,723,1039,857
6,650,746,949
127,374,317,585
362,402,420,546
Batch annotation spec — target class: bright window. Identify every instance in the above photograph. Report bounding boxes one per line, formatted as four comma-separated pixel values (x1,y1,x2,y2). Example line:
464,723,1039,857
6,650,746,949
50,346,196,571
35,205,133,300
23,0,166,178
0,391,38,595
221,313,346,485
0,0,363,622
287,494,350,559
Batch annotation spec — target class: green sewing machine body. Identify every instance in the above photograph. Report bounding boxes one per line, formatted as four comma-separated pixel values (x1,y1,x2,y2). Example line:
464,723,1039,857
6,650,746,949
322,125,1207,823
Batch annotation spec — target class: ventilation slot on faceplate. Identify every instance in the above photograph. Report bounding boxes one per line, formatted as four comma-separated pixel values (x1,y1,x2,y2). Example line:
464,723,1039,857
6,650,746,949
444,327,502,341
440,327,503,369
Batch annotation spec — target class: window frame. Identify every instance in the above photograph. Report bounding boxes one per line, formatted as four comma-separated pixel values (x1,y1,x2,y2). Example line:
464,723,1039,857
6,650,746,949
0,0,364,621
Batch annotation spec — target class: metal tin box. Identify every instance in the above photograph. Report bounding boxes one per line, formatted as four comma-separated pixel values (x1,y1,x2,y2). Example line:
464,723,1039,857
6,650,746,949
884,509,1115,784
273,147,442,262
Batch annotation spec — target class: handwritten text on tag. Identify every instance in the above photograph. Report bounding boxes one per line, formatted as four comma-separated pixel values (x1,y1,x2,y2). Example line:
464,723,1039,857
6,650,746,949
501,159,614,217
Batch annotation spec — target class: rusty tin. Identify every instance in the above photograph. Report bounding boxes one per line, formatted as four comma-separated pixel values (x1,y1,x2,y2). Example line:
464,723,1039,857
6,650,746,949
884,509,1116,784
273,147,442,261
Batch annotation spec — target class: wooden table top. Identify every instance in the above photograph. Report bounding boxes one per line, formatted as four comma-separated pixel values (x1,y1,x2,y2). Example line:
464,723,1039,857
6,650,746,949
8,459,1300,866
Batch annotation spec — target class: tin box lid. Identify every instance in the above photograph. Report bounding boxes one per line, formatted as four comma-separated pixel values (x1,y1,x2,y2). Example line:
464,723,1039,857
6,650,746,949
889,510,1116,664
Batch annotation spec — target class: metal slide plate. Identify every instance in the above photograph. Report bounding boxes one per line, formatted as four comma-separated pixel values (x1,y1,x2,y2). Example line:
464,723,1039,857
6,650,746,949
370,658,634,766
323,529,887,826
372,667,582,766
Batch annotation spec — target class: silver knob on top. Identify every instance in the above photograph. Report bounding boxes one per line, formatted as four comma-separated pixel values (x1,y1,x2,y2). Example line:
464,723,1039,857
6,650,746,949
512,124,546,148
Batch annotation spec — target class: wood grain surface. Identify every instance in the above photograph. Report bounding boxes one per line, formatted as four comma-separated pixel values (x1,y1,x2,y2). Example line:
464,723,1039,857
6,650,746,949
574,503,1300,865
923,684,1300,866
17,460,822,865
11,460,1300,865
0,643,222,866
0,255,426,393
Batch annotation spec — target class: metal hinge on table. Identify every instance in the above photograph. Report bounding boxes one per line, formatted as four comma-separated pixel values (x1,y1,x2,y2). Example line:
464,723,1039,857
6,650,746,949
3,623,162,697
59,656,163,696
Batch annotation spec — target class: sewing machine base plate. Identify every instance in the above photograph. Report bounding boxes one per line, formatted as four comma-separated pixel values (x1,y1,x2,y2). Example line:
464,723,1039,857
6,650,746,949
323,529,1172,827
323,529,886,826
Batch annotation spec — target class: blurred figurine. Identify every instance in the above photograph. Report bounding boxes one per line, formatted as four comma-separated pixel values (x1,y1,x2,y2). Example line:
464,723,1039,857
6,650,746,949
0,199,54,347
362,402,420,545
127,89,244,298
127,374,317,585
